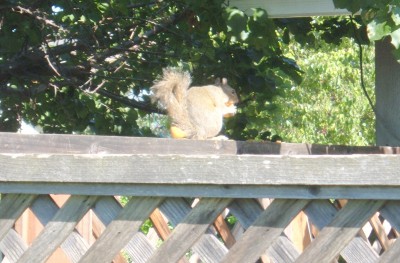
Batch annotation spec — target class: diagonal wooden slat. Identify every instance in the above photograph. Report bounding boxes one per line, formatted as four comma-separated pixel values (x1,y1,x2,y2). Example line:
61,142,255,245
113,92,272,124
79,197,164,263
221,199,309,263
92,196,157,262
380,201,400,231
148,206,189,263
369,213,391,251
229,199,301,263
378,237,400,263
158,198,191,225
30,195,90,263
0,230,28,262
0,195,34,261
123,232,157,263
192,233,229,262
304,200,379,263
159,197,229,262
297,200,385,263
228,199,263,228
149,208,171,240
0,194,37,241
268,236,300,263
147,198,232,263
16,195,97,263
213,213,236,248
92,196,122,225
376,201,400,263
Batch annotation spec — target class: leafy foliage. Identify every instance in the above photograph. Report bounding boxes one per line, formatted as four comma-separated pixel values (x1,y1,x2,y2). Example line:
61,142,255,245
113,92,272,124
333,0,400,58
0,1,391,144
0,0,300,139
267,37,375,145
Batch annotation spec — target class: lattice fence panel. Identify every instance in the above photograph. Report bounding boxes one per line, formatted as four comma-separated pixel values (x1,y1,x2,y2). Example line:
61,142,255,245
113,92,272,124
2,194,400,263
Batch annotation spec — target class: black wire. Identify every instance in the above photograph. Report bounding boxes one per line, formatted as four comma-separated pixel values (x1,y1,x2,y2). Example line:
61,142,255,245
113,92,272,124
350,16,400,143
350,16,376,114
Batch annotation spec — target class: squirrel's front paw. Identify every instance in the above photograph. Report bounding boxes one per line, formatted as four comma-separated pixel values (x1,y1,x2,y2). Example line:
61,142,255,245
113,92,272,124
223,105,237,118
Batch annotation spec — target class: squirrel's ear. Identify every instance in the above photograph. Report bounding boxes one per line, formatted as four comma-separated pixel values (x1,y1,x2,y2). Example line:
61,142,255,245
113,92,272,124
222,78,228,85
215,78,221,85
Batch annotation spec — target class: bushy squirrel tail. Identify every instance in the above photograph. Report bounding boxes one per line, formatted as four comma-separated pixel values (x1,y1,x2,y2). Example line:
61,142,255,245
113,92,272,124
150,68,195,137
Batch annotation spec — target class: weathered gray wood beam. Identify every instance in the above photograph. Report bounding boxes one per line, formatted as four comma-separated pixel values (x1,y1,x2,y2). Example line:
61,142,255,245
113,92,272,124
1,154,399,185
229,0,350,17
1,133,399,155
0,183,400,200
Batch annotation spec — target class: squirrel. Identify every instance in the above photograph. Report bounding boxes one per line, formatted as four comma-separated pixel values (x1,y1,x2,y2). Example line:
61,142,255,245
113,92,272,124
150,68,239,139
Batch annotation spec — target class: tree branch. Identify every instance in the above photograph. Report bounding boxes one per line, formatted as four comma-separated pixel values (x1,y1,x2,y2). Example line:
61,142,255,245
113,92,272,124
11,5,63,30
98,8,190,61
96,89,161,114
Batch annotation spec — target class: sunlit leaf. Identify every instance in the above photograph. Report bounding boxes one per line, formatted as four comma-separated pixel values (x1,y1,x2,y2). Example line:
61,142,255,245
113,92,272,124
391,28,400,49
367,20,391,41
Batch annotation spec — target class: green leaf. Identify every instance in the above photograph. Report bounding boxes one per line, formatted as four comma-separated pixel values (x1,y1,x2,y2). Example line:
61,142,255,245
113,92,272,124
97,2,110,13
390,28,400,49
392,6,400,26
367,19,392,41
62,14,75,22
225,8,247,36
79,15,87,23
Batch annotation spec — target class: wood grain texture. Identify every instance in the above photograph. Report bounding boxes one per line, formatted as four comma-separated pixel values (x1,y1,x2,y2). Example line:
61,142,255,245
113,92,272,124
369,213,391,251
1,133,400,262
158,198,228,262
123,233,156,263
380,201,400,231
149,208,171,240
0,133,237,155
267,236,300,263
2,183,400,200
192,234,229,262
305,200,379,263
378,201,400,263
29,195,90,263
147,198,232,263
91,196,156,262
213,214,236,248
229,199,301,262
221,199,309,263
0,194,36,241
79,197,164,263
17,195,97,263
379,240,400,263
0,229,28,262
297,200,385,263
2,154,400,186
1,133,399,155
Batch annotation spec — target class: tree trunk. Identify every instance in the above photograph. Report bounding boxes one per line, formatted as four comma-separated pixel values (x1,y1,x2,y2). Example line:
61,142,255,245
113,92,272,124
375,38,400,146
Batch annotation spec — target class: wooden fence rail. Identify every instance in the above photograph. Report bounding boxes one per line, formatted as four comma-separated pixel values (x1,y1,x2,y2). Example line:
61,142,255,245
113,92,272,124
1,133,400,263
